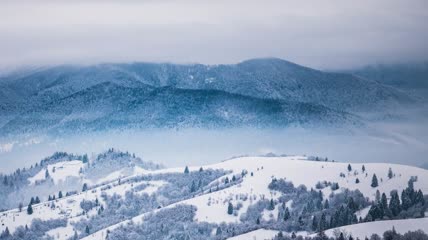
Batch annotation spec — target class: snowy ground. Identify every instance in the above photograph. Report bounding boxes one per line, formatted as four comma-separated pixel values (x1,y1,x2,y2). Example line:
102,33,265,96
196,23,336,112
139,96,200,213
228,218,428,240
226,229,279,240
28,160,84,185
321,217,428,239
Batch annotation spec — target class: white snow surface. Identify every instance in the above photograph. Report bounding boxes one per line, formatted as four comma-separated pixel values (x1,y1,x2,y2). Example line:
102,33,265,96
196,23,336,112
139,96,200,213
320,218,428,239
227,229,279,240
28,160,84,185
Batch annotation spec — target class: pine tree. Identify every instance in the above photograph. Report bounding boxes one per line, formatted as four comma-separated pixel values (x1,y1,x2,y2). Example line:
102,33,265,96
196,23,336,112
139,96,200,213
232,175,236,182
283,207,290,221
338,233,345,240
388,168,393,179
371,174,379,188
347,197,358,212
73,230,78,240
312,215,318,231
184,166,189,174
18,202,23,212
27,204,33,215
1,227,10,238
82,183,88,192
199,167,203,172
256,217,260,225
58,191,63,198
227,202,233,215
190,180,196,192
224,177,229,184
415,190,425,206
375,190,381,203
45,169,50,179
362,165,366,172
269,199,275,210
3,176,8,185
380,193,388,208
216,227,222,236
319,213,327,231
323,199,329,209
30,197,35,205
389,191,401,216
401,189,412,210
347,164,352,172
355,178,360,184
85,225,90,235
35,196,40,203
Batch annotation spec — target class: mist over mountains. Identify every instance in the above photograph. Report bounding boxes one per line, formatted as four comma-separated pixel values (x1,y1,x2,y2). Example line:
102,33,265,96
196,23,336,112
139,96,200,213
0,58,420,136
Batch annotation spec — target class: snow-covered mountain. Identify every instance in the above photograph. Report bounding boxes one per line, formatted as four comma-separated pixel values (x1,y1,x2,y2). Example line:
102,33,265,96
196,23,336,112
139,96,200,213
1,151,427,240
0,58,413,136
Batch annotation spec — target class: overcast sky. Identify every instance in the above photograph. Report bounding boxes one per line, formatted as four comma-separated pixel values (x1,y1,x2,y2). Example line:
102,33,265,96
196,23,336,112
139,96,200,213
0,0,427,70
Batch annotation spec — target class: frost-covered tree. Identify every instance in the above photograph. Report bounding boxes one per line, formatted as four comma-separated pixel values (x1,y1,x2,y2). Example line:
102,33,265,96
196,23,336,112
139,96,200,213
269,199,275,210
27,204,33,215
388,168,394,179
347,164,352,172
283,207,290,221
190,180,196,193
389,190,401,216
371,174,379,188
215,227,222,236
227,202,234,215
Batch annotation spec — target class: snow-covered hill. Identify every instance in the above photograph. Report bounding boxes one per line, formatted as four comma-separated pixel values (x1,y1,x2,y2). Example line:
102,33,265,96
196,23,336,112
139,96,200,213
1,153,427,240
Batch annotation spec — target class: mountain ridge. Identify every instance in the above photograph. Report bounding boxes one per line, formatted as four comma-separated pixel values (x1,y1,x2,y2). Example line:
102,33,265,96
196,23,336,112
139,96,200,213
0,58,413,135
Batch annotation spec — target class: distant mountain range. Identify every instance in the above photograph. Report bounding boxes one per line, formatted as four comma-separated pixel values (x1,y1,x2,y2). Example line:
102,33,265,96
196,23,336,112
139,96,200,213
0,58,418,136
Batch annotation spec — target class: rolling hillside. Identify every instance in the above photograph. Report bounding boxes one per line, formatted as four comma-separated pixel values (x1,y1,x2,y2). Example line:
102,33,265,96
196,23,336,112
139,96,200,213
1,151,427,240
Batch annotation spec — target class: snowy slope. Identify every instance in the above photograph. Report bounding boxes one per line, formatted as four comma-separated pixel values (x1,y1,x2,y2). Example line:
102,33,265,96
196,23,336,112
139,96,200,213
321,218,428,239
28,160,84,185
180,156,428,224
0,178,165,238
228,218,428,240
81,156,428,240
1,155,428,240
227,229,279,240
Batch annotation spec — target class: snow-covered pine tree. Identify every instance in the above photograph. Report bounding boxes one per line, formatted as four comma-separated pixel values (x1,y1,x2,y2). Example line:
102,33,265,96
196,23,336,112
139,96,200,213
371,174,379,188
27,204,33,215
389,191,401,216
388,168,394,179
227,202,233,215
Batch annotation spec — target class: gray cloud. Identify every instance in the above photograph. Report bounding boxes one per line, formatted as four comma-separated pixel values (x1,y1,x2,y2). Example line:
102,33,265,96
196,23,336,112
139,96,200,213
0,0,427,70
